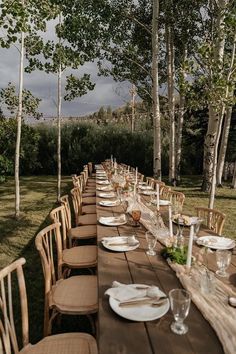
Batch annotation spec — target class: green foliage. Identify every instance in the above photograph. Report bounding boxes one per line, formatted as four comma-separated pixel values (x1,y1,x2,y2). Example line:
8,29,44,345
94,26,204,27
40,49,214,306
0,83,42,119
161,246,188,265
0,119,40,177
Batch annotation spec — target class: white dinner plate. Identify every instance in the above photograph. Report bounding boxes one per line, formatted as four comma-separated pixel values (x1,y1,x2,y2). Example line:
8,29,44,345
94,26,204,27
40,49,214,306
102,236,139,252
98,192,116,199
99,200,119,207
109,284,169,321
141,190,156,196
197,236,235,250
99,215,127,226
97,176,107,180
139,186,153,190
97,180,110,185
97,186,113,191
152,199,170,206
172,215,199,226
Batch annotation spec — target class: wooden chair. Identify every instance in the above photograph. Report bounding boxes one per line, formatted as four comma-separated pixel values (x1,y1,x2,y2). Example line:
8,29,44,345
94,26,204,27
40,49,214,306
70,188,97,226
60,195,97,247
146,177,154,187
160,185,171,199
195,207,226,235
0,258,98,354
169,191,185,212
50,206,97,277
35,223,98,336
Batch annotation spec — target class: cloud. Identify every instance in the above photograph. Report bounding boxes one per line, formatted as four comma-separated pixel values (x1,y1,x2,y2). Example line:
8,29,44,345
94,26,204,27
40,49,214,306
0,45,131,118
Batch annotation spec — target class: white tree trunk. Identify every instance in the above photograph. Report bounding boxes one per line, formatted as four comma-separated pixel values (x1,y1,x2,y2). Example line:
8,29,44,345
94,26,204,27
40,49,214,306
57,64,62,201
15,29,24,219
232,162,236,189
216,106,232,186
202,0,228,199
166,24,175,184
57,14,62,201
152,0,161,179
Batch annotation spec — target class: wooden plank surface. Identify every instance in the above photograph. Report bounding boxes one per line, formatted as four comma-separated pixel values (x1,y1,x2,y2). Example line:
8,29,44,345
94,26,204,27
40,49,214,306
96,189,225,354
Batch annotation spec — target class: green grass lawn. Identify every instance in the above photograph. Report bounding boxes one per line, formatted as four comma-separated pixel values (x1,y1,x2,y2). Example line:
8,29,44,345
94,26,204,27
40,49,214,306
0,174,235,345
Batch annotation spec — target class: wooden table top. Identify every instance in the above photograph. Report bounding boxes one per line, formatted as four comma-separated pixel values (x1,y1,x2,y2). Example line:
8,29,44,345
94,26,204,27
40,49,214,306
96,190,235,354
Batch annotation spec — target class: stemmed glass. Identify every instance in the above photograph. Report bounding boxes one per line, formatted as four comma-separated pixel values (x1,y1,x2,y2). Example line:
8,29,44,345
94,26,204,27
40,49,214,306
193,218,204,240
215,249,231,277
131,209,141,227
145,231,157,256
169,289,191,335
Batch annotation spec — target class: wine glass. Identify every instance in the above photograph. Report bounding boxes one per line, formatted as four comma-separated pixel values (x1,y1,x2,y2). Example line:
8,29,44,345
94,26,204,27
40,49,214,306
145,231,157,256
193,218,203,240
131,209,141,227
169,289,191,335
215,249,231,277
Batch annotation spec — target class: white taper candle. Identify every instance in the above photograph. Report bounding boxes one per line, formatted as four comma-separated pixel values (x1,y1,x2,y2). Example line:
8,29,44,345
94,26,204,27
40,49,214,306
135,167,138,184
168,204,173,237
156,183,160,211
186,224,194,268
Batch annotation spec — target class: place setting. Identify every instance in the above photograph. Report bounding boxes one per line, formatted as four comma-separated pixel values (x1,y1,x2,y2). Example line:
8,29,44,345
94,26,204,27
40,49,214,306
101,235,139,252
98,199,120,207
99,214,127,226
97,191,117,198
105,281,170,322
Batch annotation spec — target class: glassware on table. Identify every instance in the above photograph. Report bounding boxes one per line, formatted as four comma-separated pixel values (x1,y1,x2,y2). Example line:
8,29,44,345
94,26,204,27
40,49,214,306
193,218,204,240
131,209,141,227
169,289,191,335
145,231,157,256
215,249,231,278
200,268,215,295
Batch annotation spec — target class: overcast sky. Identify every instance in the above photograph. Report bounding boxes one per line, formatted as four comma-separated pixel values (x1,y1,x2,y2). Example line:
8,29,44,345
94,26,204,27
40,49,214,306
0,45,131,119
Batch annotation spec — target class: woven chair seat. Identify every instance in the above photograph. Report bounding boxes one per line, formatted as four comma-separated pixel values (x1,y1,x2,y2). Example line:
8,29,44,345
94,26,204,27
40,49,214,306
63,246,97,267
20,333,98,354
82,196,96,205
78,213,97,226
68,225,97,240
82,204,96,214
51,275,98,314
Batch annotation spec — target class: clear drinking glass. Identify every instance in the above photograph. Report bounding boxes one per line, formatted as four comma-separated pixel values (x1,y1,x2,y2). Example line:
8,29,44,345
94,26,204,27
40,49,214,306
145,231,157,256
193,218,204,240
215,249,231,277
169,289,191,335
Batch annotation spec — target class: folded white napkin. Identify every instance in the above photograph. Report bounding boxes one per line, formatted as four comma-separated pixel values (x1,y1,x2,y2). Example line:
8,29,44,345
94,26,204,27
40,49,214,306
105,281,159,302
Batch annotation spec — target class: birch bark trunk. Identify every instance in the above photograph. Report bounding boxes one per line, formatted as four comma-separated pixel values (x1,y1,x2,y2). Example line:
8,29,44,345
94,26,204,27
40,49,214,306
57,14,62,201
232,162,236,189
15,29,24,219
57,64,62,201
152,0,161,179
216,106,232,186
166,24,175,184
202,0,228,198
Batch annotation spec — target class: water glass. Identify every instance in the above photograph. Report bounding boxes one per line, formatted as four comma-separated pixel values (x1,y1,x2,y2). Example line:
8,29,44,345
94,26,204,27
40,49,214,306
215,249,231,277
145,231,157,256
193,218,203,240
169,289,191,335
200,269,215,295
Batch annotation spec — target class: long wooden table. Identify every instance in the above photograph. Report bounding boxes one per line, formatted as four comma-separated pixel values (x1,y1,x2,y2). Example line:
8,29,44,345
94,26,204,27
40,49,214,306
96,189,235,354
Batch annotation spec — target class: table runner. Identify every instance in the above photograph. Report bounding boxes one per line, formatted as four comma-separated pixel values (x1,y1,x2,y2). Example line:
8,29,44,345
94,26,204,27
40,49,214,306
134,197,236,354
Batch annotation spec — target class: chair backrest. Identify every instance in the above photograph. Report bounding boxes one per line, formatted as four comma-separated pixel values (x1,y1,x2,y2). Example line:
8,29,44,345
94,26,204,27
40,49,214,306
70,187,83,226
160,185,171,199
35,223,63,291
60,194,72,229
195,207,226,235
169,191,185,212
146,177,154,187
50,206,68,250
88,162,93,176
0,258,29,354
